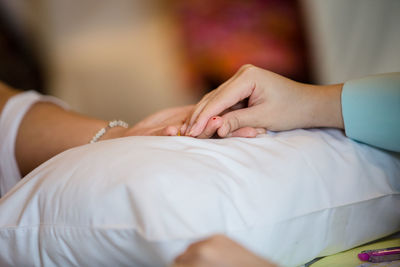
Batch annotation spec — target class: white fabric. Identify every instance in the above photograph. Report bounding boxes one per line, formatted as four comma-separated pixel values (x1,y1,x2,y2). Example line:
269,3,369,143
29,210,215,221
0,91,68,197
301,0,400,85
0,130,399,266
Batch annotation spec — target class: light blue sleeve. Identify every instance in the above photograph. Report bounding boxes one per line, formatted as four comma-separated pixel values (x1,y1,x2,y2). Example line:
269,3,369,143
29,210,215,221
341,73,400,152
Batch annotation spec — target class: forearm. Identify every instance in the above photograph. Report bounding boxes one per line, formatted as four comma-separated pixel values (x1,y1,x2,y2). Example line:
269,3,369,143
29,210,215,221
15,102,128,176
305,73,400,152
0,83,129,176
302,83,344,129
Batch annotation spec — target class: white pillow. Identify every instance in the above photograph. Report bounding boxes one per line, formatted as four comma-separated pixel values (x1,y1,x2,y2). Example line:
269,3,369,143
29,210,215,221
0,129,399,267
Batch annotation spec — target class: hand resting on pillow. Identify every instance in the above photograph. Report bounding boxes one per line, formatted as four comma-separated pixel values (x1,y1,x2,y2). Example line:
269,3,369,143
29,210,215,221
127,104,263,139
183,65,400,153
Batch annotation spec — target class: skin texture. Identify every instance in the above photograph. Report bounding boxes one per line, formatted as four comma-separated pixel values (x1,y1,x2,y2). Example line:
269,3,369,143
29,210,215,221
182,64,344,138
174,235,277,267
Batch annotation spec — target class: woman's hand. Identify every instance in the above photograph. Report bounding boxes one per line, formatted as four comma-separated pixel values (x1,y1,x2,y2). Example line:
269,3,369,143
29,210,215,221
124,106,193,137
183,65,344,138
173,235,277,267
125,105,263,139
124,105,224,138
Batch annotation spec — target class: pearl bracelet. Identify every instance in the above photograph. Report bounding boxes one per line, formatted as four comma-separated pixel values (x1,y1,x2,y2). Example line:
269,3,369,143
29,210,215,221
89,120,129,144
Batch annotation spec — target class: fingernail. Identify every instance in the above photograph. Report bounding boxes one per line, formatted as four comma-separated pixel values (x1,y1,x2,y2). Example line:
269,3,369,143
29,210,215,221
256,128,266,134
180,124,187,135
188,123,198,136
185,126,191,136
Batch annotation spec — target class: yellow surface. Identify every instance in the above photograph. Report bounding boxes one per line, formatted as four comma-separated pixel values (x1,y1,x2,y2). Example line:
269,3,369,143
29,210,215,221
311,238,400,267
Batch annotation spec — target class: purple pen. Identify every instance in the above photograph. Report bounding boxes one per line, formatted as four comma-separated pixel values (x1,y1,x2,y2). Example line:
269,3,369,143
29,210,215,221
358,246,400,263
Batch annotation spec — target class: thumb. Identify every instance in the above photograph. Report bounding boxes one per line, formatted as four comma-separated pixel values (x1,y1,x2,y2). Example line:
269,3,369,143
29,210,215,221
218,107,260,137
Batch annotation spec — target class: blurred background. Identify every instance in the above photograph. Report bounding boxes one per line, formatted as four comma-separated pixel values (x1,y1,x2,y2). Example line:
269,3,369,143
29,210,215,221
0,0,399,124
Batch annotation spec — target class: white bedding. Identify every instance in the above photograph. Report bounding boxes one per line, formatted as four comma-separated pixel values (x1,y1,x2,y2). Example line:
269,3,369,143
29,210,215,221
0,129,399,266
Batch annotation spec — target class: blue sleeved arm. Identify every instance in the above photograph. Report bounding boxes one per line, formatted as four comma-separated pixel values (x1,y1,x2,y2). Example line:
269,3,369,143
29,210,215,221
341,73,400,152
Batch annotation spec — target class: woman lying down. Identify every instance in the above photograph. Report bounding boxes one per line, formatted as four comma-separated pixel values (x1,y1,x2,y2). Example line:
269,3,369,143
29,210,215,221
0,66,399,267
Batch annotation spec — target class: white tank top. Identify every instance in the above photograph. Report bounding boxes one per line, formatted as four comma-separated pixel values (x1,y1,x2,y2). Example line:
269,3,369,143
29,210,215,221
0,91,67,197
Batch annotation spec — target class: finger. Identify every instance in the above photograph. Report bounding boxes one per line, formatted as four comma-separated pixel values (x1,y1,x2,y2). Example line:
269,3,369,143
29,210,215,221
185,66,254,136
184,91,216,136
255,127,267,135
228,127,265,137
187,91,238,137
180,123,188,136
217,106,260,137
197,116,223,139
162,126,179,136
229,127,258,138
188,80,255,137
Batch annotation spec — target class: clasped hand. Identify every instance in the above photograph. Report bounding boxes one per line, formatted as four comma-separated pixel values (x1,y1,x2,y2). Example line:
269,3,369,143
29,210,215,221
127,64,343,139
181,64,343,138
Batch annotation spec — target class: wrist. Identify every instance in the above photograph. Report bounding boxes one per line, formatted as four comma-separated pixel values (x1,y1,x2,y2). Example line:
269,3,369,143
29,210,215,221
90,120,129,143
307,83,344,129
102,126,129,140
